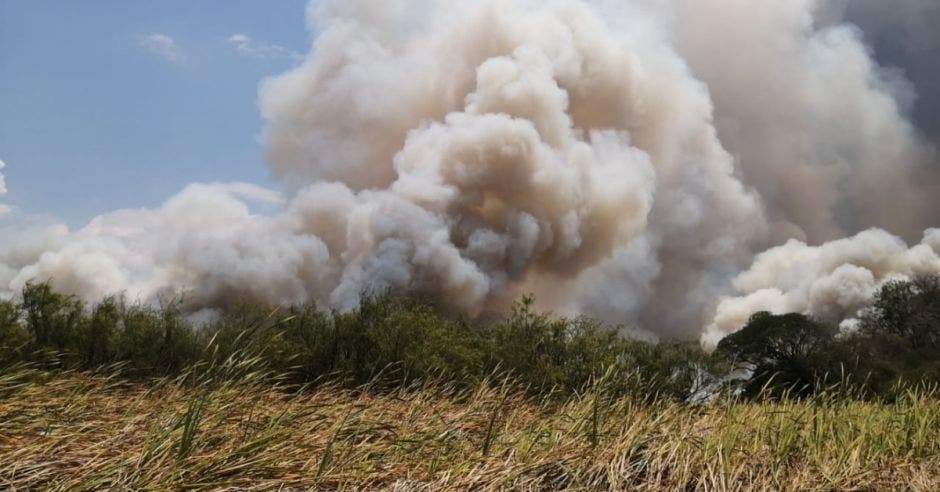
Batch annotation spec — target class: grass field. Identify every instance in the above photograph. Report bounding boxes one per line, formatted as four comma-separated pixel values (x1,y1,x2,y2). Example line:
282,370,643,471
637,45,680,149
2,361,938,491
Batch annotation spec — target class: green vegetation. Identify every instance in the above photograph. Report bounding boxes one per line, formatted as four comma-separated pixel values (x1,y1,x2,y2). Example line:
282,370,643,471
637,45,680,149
2,276,940,400
717,275,940,400
0,285,721,400
1,278,939,488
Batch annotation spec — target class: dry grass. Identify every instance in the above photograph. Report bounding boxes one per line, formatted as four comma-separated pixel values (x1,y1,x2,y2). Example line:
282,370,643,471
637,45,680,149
1,363,938,491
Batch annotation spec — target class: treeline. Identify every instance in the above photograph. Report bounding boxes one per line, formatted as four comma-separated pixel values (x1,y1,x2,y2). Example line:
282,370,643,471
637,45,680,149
717,275,940,399
1,277,938,401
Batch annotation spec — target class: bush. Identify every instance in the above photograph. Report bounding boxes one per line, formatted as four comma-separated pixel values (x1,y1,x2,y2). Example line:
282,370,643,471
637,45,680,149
716,311,837,398
0,284,729,401
0,299,30,366
4,283,201,376
711,276,940,400
335,294,485,385
20,282,83,354
203,294,485,387
73,298,119,367
112,303,200,375
844,275,940,396
482,296,627,394
14,278,940,402
618,340,720,401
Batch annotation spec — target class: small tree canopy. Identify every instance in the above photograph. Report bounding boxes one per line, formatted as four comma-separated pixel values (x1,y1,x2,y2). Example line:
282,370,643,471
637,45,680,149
717,311,836,397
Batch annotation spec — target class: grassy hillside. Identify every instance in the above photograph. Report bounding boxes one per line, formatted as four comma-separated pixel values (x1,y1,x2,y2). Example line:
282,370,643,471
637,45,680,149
1,363,938,490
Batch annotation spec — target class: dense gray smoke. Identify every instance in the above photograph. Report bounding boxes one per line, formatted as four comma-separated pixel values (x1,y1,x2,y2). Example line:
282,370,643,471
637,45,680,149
829,0,940,142
672,0,939,242
2,0,939,344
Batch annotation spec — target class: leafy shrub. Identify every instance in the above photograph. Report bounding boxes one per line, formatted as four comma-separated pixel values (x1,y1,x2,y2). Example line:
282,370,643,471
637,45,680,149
846,275,940,397
8,277,939,402
482,296,627,394
20,282,83,354
0,284,734,401
715,311,836,398
617,340,720,401
0,299,30,366
112,303,200,375
204,294,485,387
73,298,119,367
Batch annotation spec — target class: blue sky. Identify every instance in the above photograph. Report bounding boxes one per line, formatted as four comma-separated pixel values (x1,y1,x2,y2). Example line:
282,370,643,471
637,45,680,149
0,0,310,225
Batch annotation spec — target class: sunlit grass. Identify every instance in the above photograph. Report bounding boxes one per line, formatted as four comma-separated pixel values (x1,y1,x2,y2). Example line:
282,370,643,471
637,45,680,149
1,361,937,490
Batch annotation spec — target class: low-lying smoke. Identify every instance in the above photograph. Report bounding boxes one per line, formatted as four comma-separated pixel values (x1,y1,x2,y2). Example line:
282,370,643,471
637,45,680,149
704,228,940,348
2,0,938,344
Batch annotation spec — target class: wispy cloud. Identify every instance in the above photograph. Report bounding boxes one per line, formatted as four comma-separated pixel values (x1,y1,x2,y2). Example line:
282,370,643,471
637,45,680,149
0,159,7,197
226,34,302,61
0,159,11,216
210,182,286,206
139,33,186,64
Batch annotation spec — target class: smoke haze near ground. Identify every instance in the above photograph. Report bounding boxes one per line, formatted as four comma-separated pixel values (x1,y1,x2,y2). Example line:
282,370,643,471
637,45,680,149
2,0,939,344
704,228,940,348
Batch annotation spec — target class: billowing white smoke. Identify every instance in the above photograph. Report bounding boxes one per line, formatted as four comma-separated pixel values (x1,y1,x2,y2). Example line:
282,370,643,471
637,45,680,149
704,229,940,348
1,0,938,344
259,0,771,336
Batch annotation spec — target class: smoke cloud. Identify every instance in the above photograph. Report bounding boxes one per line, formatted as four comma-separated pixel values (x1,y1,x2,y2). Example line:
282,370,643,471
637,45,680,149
827,0,940,142
2,0,939,344
704,228,940,348
670,0,940,242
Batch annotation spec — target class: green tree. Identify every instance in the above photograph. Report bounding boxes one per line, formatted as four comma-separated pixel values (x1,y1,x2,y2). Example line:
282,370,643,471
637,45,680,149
113,303,199,375
0,299,30,366
849,276,940,395
861,276,940,348
74,297,120,367
20,282,83,353
483,296,627,394
716,311,836,398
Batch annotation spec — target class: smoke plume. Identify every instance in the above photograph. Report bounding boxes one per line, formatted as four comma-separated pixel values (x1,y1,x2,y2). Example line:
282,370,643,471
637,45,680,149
827,0,940,142
704,228,940,348
2,0,939,344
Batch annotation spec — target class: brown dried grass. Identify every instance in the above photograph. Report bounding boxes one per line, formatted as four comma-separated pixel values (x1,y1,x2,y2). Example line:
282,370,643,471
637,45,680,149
1,364,938,491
